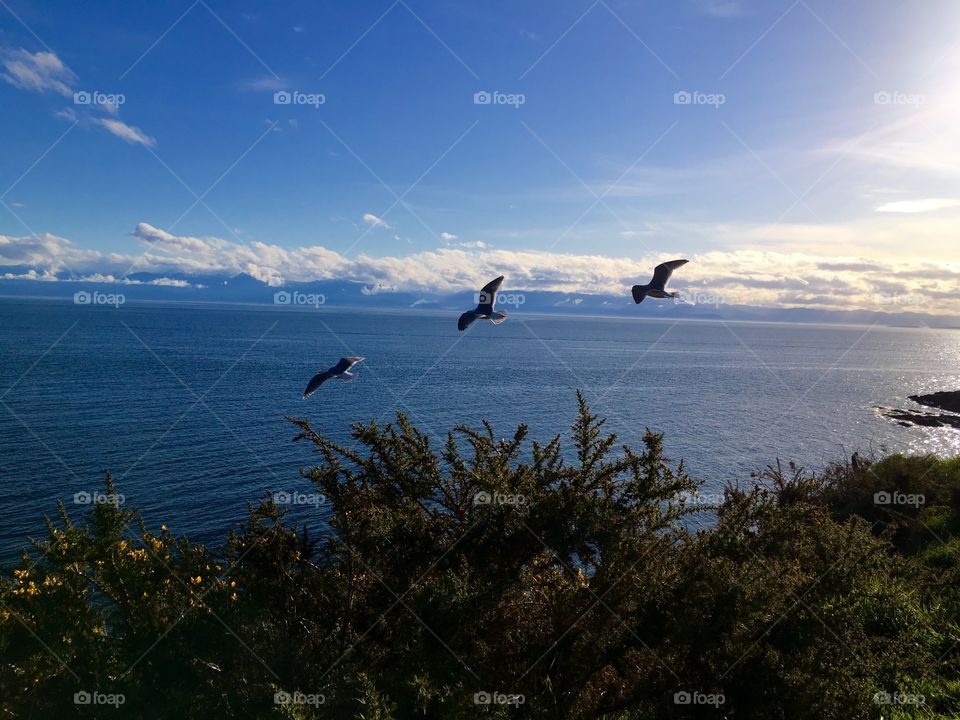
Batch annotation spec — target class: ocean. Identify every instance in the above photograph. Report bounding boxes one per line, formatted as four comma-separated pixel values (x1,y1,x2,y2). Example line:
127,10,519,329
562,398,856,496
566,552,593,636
1,298,958,563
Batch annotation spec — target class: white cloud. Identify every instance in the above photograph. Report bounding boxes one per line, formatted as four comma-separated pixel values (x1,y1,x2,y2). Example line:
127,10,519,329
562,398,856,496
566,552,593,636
94,118,156,147
2,224,960,316
875,198,960,214
1,48,74,96
239,75,288,92
362,213,390,229
3,47,157,147
440,232,458,241
695,0,743,17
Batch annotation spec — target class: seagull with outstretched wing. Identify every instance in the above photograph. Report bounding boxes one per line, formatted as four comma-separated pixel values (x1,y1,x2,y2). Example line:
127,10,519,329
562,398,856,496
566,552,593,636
631,259,688,304
458,275,508,331
303,356,364,399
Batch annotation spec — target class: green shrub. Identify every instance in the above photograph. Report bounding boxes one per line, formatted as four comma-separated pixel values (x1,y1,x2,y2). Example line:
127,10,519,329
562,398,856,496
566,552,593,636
1,394,957,718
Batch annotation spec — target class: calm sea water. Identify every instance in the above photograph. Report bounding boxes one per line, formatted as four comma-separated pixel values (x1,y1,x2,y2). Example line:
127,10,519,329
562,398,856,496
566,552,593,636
2,298,959,563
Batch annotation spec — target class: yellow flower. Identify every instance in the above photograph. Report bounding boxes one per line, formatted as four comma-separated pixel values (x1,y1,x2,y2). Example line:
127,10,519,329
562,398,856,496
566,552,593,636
117,540,128,551
92,626,105,637
160,524,168,532
230,592,238,601
229,580,236,588
191,575,202,585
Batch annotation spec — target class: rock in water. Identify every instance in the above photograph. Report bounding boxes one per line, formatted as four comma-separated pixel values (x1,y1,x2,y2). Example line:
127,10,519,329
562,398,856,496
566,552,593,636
909,391,960,414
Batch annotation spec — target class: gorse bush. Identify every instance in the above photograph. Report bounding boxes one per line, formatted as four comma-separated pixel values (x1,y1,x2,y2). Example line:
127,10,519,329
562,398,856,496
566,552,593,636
1,393,958,718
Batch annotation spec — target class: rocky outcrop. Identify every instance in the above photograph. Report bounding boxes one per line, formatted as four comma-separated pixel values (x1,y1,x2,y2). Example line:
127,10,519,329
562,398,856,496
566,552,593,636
878,390,960,429
909,391,960,414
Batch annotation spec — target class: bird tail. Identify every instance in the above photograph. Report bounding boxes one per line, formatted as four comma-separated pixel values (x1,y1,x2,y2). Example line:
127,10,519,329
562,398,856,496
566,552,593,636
631,285,647,304
490,311,508,325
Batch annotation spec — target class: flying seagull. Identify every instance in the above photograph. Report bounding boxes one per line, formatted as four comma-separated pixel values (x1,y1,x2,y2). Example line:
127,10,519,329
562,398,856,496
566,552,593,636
458,275,508,331
631,259,689,304
303,357,364,399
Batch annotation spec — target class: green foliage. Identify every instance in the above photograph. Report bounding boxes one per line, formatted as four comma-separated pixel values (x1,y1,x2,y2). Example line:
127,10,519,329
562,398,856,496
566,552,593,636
0,394,958,718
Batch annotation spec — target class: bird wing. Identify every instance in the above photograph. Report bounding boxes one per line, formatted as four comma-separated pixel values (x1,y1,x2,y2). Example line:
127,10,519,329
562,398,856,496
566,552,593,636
631,285,647,304
458,311,478,331
303,369,335,399
332,356,363,374
476,275,504,314
651,259,688,289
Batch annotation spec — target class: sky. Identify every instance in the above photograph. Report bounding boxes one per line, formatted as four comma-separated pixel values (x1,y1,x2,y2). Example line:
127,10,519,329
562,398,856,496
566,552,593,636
1,0,959,313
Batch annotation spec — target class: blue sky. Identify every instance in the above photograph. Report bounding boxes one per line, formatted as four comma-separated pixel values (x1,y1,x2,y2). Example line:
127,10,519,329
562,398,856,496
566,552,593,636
2,0,959,312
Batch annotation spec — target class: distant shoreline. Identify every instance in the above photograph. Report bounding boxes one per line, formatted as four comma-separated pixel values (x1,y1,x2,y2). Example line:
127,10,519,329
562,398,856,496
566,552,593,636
3,292,959,331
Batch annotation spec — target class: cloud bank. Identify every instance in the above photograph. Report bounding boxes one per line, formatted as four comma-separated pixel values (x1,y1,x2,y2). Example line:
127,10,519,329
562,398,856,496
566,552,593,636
2,223,959,315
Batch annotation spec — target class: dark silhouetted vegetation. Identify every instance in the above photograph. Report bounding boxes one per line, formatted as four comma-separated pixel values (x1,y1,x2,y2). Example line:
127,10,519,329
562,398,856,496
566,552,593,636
2,393,959,718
